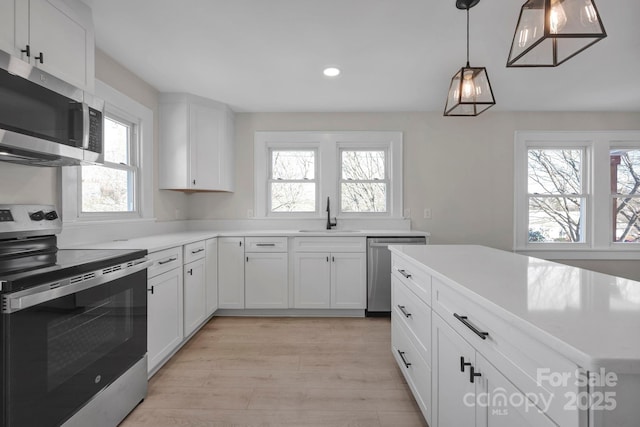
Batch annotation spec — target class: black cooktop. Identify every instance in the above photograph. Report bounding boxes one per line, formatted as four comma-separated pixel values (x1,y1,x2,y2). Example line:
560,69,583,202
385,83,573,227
0,248,148,293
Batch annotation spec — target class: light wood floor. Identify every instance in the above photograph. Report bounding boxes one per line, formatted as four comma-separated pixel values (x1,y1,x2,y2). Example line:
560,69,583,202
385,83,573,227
120,316,428,427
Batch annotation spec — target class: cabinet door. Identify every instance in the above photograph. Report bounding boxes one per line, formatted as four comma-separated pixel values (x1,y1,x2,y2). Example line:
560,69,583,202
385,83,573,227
184,258,206,336
293,252,330,308
205,238,218,316
0,0,15,54
28,0,94,90
189,103,223,190
218,237,245,308
475,354,556,427
148,268,183,374
330,252,366,309
432,313,476,427
245,252,288,308
219,107,235,191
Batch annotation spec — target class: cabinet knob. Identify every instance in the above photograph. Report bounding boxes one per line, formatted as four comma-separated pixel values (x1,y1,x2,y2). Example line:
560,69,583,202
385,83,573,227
35,52,44,64
192,179,196,185
21,45,30,57
187,269,193,275
147,286,155,294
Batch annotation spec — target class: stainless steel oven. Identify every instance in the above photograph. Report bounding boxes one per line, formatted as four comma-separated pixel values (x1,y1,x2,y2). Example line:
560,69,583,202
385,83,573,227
0,205,150,427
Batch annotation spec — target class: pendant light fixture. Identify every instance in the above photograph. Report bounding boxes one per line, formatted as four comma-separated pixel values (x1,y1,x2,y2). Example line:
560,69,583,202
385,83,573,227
507,0,606,67
444,0,496,117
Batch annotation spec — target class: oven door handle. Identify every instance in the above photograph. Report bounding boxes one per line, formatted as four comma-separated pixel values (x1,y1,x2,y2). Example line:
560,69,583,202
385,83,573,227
2,259,152,314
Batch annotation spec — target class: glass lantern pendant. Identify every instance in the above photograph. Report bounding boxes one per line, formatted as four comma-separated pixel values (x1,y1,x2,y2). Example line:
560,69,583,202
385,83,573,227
507,0,606,67
444,0,496,117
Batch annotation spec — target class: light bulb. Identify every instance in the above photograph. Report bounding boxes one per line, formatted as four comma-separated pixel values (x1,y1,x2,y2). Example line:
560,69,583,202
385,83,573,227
549,0,567,34
516,12,541,49
461,71,477,101
580,1,598,25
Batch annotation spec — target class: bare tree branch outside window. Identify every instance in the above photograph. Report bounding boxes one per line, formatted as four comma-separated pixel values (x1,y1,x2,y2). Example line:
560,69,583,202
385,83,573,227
341,150,387,213
527,149,583,243
270,150,316,212
612,149,640,242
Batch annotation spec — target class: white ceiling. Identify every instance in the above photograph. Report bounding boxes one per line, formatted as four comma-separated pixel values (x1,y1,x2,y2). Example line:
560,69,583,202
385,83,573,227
87,0,640,113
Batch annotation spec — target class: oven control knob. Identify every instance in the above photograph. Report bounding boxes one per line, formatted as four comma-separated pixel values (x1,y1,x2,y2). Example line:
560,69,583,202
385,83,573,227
29,210,45,221
45,210,59,220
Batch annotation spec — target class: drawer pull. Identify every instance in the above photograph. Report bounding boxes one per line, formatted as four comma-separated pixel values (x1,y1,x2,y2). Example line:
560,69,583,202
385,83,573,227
454,313,489,340
158,257,177,265
398,269,412,279
460,356,472,372
469,366,482,383
256,243,276,247
397,305,412,318
397,350,412,368
191,248,205,254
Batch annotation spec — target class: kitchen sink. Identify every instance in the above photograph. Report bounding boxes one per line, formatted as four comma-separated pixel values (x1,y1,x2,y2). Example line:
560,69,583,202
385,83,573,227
298,229,360,233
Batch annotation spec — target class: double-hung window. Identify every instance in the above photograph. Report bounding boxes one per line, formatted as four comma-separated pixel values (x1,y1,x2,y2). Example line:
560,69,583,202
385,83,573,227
515,131,640,254
62,80,153,222
255,131,402,219
339,149,388,214
269,149,317,214
81,113,138,214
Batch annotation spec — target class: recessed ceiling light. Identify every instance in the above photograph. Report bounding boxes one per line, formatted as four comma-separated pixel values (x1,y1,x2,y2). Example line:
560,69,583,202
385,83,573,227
323,67,341,77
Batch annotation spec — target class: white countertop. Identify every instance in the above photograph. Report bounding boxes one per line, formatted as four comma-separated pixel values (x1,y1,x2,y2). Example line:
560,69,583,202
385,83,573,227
68,229,429,253
389,244,640,373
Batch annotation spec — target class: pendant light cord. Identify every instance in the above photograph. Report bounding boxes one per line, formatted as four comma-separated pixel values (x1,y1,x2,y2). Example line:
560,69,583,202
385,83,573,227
466,7,470,67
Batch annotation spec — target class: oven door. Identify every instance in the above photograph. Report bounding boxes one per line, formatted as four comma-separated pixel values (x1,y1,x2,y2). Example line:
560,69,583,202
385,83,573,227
1,269,147,427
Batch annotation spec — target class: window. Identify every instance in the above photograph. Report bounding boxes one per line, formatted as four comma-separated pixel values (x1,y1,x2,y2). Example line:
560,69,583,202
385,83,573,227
515,131,640,253
269,149,317,213
255,132,402,219
62,80,153,223
340,149,388,213
81,114,137,214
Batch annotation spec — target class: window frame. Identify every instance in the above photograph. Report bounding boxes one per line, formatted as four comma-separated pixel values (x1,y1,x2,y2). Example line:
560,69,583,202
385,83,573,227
254,131,403,219
267,147,319,216
62,80,153,224
515,131,640,254
337,144,391,217
79,109,139,218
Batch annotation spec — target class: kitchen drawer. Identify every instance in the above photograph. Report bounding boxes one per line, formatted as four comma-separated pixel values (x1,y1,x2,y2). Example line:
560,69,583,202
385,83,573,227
392,275,431,359
245,236,288,252
183,240,206,263
292,237,365,253
432,277,584,427
391,253,431,305
148,247,183,279
392,315,431,425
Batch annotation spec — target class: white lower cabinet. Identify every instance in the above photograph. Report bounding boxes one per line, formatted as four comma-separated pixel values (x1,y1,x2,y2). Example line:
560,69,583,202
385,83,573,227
183,257,206,337
218,237,245,308
292,237,366,310
293,252,331,308
205,238,218,316
294,252,365,309
245,252,288,308
147,248,183,375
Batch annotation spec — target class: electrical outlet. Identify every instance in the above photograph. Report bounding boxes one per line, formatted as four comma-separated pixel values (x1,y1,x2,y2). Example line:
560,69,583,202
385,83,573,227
404,208,411,218
424,208,432,219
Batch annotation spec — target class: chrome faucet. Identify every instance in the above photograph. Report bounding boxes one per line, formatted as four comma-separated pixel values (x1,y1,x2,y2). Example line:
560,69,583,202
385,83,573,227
326,196,337,230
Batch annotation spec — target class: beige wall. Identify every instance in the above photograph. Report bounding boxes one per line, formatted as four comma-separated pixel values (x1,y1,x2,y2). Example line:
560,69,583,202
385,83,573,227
188,111,640,251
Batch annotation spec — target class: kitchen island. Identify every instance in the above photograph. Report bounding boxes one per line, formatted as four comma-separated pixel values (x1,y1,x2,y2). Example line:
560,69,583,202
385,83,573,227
389,244,640,427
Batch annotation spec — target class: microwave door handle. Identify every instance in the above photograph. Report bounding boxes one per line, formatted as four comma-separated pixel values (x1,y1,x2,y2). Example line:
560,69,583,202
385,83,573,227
81,102,90,149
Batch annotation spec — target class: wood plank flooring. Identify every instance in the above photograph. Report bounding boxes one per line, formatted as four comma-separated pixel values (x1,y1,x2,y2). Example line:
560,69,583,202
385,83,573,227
120,316,428,427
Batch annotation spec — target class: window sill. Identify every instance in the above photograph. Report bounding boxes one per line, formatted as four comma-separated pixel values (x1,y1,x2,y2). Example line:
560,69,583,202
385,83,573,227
515,248,640,260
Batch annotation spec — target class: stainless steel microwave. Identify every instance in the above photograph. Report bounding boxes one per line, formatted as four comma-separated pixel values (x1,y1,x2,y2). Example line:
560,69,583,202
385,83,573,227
0,49,103,166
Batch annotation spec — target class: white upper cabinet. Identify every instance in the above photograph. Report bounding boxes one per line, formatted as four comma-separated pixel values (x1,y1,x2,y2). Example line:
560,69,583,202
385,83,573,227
0,0,15,54
6,0,95,91
159,93,235,192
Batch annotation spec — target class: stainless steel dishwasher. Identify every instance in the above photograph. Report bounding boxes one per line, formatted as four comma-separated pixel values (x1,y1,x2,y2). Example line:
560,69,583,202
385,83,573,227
366,236,427,316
